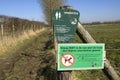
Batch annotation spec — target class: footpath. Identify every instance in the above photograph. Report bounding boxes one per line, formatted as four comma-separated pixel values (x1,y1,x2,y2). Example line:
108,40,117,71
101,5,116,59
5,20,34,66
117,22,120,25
0,28,56,80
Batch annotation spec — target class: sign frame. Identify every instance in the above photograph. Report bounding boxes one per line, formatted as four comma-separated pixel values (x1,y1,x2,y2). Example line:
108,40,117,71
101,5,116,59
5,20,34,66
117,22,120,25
52,9,80,43
58,43,105,71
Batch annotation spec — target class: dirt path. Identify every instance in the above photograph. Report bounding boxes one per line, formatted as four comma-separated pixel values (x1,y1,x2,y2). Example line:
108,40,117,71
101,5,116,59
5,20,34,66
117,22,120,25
0,28,56,80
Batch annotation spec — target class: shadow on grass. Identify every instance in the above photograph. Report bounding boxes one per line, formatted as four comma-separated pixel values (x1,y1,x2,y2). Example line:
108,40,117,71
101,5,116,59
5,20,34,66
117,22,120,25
36,66,58,80
35,51,58,80
35,35,58,80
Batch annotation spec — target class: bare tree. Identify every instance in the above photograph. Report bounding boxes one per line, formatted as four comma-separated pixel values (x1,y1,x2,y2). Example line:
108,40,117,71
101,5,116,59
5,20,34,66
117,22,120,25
39,0,66,27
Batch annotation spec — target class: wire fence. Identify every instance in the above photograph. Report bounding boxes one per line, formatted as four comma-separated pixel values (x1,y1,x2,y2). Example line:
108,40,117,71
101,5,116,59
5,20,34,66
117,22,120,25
106,49,120,51
0,23,44,40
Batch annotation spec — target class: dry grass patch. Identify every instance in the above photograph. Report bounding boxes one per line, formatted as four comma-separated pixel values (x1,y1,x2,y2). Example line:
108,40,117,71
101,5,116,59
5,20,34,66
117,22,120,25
0,28,45,56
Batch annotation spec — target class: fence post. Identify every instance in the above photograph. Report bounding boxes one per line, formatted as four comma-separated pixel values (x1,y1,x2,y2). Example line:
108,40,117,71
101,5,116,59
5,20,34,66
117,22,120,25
54,38,71,80
53,6,78,80
33,24,35,32
1,24,4,40
12,24,15,37
23,25,25,32
58,71,71,80
31,24,33,31
30,24,32,31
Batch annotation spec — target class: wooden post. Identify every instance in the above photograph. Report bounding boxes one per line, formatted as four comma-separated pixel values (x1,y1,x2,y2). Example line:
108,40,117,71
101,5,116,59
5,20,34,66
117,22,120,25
77,22,96,43
53,25,71,80
1,24,4,40
77,22,120,80
12,24,15,37
30,24,32,31
23,25,25,32
58,71,71,80
53,6,77,80
54,38,71,80
104,59,120,80
33,24,35,32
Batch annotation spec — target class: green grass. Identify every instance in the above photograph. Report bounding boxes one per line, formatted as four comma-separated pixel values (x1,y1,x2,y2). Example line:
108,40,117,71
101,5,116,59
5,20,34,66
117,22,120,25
74,23,120,80
85,23,120,76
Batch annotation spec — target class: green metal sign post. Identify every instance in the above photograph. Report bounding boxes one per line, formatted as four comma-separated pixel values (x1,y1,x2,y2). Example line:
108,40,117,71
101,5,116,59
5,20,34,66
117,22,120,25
58,44,105,71
52,9,80,43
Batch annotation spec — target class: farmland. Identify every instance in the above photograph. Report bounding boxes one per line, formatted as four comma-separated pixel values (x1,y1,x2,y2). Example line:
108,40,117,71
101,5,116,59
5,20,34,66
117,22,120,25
85,23,120,69
0,23,120,80
73,23,120,80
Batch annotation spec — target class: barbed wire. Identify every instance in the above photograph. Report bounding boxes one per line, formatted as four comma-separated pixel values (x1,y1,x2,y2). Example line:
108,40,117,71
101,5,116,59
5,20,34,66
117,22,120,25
106,49,120,51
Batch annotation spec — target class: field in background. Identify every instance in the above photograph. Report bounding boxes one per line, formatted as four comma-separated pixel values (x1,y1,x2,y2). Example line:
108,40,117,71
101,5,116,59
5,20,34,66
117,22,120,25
73,23,120,80
85,23,120,74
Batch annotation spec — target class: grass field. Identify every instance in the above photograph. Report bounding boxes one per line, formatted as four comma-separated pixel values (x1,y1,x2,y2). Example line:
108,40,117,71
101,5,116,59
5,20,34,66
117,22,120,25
0,23,119,80
85,23,120,68
73,23,120,80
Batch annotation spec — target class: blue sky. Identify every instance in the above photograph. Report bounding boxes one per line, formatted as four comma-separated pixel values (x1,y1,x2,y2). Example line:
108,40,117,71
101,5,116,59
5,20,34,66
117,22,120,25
0,0,120,23
66,0,120,23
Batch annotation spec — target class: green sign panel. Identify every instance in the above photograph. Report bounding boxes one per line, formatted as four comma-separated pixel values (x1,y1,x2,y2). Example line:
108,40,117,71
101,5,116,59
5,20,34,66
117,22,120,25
58,44,105,71
52,9,80,43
